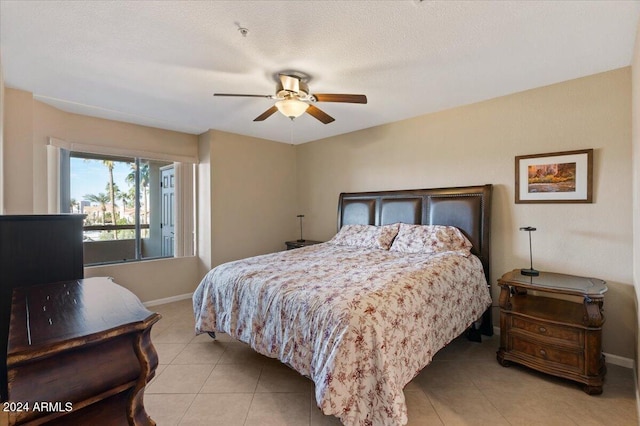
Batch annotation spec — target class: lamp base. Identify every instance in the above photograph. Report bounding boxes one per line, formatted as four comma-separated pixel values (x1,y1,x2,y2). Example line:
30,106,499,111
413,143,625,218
297,239,306,242
520,268,540,277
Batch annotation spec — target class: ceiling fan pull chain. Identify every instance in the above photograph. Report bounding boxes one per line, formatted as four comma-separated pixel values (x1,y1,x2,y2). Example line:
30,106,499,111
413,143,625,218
290,119,294,144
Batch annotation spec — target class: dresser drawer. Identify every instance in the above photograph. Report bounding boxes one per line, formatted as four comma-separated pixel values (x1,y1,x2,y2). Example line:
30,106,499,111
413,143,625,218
511,316,583,346
510,335,584,372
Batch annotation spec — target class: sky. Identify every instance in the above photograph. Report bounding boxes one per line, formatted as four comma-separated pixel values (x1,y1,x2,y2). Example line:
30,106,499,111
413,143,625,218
70,158,133,204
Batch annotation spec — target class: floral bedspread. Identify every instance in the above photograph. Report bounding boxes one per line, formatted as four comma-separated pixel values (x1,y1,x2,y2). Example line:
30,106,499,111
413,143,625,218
193,243,491,426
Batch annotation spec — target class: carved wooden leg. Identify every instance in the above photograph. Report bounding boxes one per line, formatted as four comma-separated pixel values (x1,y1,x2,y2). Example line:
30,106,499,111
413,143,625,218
496,350,511,367
127,326,159,426
583,385,603,395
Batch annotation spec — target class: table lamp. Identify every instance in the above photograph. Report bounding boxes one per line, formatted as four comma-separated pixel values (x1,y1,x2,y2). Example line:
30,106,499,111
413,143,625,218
297,214,305,242
519,226,539,276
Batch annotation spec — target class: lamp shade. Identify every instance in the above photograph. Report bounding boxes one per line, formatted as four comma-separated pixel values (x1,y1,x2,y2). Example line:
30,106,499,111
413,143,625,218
275,99,309,119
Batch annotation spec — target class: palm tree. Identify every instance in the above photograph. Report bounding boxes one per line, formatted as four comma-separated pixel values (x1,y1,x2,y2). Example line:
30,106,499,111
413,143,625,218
83,193,110,225
70,198,79,214
106,183,122,211
126,162,150,224
117,188,132,221
102,160,118,239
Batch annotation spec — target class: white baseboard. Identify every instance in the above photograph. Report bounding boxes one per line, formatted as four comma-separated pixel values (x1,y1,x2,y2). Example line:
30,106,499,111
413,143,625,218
604,352,635,369
492,326,634,369
143,292,193,307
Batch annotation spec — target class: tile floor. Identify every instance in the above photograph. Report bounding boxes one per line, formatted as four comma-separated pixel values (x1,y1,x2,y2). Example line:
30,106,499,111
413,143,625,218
145,299,638,425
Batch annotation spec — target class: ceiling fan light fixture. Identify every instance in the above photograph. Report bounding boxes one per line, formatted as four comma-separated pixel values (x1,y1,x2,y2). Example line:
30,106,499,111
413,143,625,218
216,72,365,124
275,98,309,119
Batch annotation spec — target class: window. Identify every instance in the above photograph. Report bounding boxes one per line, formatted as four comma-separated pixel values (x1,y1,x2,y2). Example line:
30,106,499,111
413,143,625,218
61,151,190,266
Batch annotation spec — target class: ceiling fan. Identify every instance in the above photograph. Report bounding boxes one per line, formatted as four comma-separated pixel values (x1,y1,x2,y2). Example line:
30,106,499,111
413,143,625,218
214,73,367,124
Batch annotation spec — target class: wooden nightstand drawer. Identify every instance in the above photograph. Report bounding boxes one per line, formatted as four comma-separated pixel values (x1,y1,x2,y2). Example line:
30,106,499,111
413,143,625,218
510,335,583,372
511,316,583,346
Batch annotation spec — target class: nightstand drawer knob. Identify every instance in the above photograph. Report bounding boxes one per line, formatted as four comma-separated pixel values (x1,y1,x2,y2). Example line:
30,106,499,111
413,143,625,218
539,349,547,357
539,326,547,333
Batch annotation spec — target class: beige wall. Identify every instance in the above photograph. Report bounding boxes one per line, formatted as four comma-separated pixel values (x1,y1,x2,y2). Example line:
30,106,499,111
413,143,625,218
197,129,298,278
631,18,640,391
4,89,34,213
297,68,635,360
84,256,199,303
2,89,200,302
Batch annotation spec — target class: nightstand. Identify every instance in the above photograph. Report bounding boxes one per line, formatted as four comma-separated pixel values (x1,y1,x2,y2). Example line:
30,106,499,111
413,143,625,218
496,269,607,394
285,240,322,250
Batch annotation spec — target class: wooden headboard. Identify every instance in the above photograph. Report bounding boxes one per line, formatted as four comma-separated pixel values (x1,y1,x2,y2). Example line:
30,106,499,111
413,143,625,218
337,184,493,283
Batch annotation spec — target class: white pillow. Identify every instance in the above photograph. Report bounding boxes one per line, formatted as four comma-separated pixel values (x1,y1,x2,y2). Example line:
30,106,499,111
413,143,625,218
329,223,400,250
389,223,472,255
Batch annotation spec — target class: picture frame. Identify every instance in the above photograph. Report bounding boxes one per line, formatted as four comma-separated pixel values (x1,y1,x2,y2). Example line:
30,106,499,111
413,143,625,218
515,149,593,204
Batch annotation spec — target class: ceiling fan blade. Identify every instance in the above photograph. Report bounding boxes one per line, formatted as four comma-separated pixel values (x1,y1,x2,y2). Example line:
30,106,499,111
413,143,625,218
306,104,335,124
279,74,300,93
214,93,273,99
253,106,278,122
313,94,368,104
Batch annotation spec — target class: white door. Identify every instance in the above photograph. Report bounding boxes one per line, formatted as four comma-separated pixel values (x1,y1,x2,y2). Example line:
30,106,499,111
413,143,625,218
160,166,175,257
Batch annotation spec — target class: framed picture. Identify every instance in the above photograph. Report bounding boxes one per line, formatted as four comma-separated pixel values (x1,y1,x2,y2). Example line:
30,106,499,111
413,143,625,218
515,149,593,203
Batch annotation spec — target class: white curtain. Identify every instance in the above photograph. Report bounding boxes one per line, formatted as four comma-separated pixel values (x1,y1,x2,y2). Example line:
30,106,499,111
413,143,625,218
174,162,196,257
46,144,61,213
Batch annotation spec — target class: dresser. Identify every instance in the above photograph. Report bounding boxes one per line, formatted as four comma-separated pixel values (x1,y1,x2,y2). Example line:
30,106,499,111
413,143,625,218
0,215,85,402
496,269,607,394
4,277,160,425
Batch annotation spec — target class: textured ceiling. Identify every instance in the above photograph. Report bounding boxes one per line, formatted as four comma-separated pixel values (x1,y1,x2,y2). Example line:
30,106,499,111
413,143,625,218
1,1,639,144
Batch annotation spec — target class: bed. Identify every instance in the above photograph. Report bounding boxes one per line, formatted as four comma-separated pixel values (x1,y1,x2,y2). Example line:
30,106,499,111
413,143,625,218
193,184,493,426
